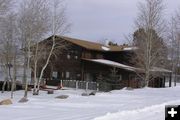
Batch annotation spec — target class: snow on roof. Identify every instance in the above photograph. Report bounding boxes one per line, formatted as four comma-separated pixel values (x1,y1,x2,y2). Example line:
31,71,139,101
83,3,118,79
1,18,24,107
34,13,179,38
84,59,136,71
58,36,124,52
83,59,172,73
123,47,138,51
101,46,110,51
151,67,172,73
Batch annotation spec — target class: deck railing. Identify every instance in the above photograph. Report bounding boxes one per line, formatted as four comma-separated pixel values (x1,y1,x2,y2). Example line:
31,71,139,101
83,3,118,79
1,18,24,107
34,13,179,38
46,79,99,91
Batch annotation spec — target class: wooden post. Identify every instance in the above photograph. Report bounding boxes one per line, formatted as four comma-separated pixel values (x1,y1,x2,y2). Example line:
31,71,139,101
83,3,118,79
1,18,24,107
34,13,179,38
60,80,63,89
174,73,177,87
76,81,78,90
169,73,172,87
97,83,99,91
163,76,166,88
128,75,131,87
81,60,85,81
86,82,88,91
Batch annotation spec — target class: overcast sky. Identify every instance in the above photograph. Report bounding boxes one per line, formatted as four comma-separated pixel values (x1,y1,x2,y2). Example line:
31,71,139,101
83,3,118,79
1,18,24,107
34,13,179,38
65,0,180,44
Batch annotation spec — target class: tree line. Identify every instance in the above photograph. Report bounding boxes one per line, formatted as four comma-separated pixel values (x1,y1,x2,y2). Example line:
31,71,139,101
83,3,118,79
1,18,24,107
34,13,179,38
130,0,180,87
0,0,70,99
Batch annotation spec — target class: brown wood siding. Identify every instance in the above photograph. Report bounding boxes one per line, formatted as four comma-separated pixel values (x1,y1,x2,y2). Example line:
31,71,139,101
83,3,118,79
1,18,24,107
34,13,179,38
83,60,133,83
104,51,132,65
82,50,104,59
35,37,165,89
42,44,82,80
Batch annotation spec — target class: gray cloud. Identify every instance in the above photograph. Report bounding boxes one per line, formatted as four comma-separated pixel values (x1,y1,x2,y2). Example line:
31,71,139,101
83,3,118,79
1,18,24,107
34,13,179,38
65,0,180,44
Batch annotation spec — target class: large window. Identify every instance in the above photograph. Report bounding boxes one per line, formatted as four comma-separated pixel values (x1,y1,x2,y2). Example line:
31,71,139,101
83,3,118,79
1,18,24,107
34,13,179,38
74,55,78,59
66,72,70,78
119,75,122,81
67,54,71,59
52,71,58,80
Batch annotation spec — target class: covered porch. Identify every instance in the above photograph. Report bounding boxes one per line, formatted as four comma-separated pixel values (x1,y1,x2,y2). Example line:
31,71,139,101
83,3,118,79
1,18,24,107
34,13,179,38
82,59,172,89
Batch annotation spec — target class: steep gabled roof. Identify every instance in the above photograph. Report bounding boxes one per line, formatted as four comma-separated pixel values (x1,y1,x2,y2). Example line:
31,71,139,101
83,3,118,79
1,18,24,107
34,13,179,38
57,36,125,52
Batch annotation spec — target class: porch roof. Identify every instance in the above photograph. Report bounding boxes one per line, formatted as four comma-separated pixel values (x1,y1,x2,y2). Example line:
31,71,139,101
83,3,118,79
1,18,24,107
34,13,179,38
150,67,172,73
83,59,137,72
83,59,172,73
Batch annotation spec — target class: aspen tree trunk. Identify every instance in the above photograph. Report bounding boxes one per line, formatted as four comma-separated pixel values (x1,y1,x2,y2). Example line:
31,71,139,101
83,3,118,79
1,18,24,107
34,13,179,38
2,68,8,93
11,49,17,99
33,43,39,95
133,0,166,87
23,54,28,98
36,35,55,94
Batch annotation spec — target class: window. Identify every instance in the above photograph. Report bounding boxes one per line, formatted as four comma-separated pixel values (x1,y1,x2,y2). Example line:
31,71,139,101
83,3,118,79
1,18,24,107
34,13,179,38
61,72,64,78
96,54,103,59
52,71,58,79
84,52,91,58
75,55,78,59
42,51,47,59
66,72,70,78
67,54,71,59
119,75,122,81
77,74,81,77
70,50,74,54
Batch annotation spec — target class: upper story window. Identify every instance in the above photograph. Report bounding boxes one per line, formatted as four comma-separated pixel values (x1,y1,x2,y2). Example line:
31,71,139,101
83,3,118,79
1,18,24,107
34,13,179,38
67,54,71,59
52,71,58,80
74,50,79,59
74,55,78,59
42,51,47,59
66,72,70,78
84,52,91,59
119,75,122,81
74,50,78,54
96,54,103,59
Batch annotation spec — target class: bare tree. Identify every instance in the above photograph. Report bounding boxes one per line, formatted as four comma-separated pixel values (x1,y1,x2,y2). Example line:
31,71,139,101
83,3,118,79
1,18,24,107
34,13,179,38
132,0,167,87
168,9,180,86
0,13,18,98
34,0,70,94
0,0,17,98
18,0,50,98
0,0,12,16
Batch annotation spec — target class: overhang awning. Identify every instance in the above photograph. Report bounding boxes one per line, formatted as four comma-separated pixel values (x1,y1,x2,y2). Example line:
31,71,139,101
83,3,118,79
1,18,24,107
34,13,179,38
82,59,138,72
82,59,172,73
150,67,172,73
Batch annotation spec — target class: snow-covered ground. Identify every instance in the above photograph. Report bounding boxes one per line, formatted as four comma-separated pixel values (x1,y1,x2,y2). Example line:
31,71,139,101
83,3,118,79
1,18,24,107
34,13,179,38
0,86,180,120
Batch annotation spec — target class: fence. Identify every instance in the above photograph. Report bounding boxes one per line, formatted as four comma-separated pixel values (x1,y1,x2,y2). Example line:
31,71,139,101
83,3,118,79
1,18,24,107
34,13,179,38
46,79,123,91
46,79,99,91
62,80,98,91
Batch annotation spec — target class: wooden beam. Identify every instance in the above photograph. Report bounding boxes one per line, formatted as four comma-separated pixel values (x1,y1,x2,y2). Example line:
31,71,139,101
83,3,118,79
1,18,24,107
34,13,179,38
81,60,84,81
169,73,172,87
163,76,166,88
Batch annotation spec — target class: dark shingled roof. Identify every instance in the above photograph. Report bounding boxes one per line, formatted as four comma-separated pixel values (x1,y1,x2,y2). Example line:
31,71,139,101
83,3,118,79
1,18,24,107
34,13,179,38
56,36,125,52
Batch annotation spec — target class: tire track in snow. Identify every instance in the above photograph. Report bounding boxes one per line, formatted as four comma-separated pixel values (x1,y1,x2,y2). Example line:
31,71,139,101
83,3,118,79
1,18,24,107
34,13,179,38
93,99,180,120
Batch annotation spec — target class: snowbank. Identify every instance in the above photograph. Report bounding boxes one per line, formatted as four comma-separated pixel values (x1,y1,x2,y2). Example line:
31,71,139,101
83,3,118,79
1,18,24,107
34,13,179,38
93,100,180,120
0,87,180,120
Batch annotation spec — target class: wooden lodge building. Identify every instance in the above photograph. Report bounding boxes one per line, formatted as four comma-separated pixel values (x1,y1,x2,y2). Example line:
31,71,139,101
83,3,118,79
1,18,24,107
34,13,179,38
37,36,172,90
